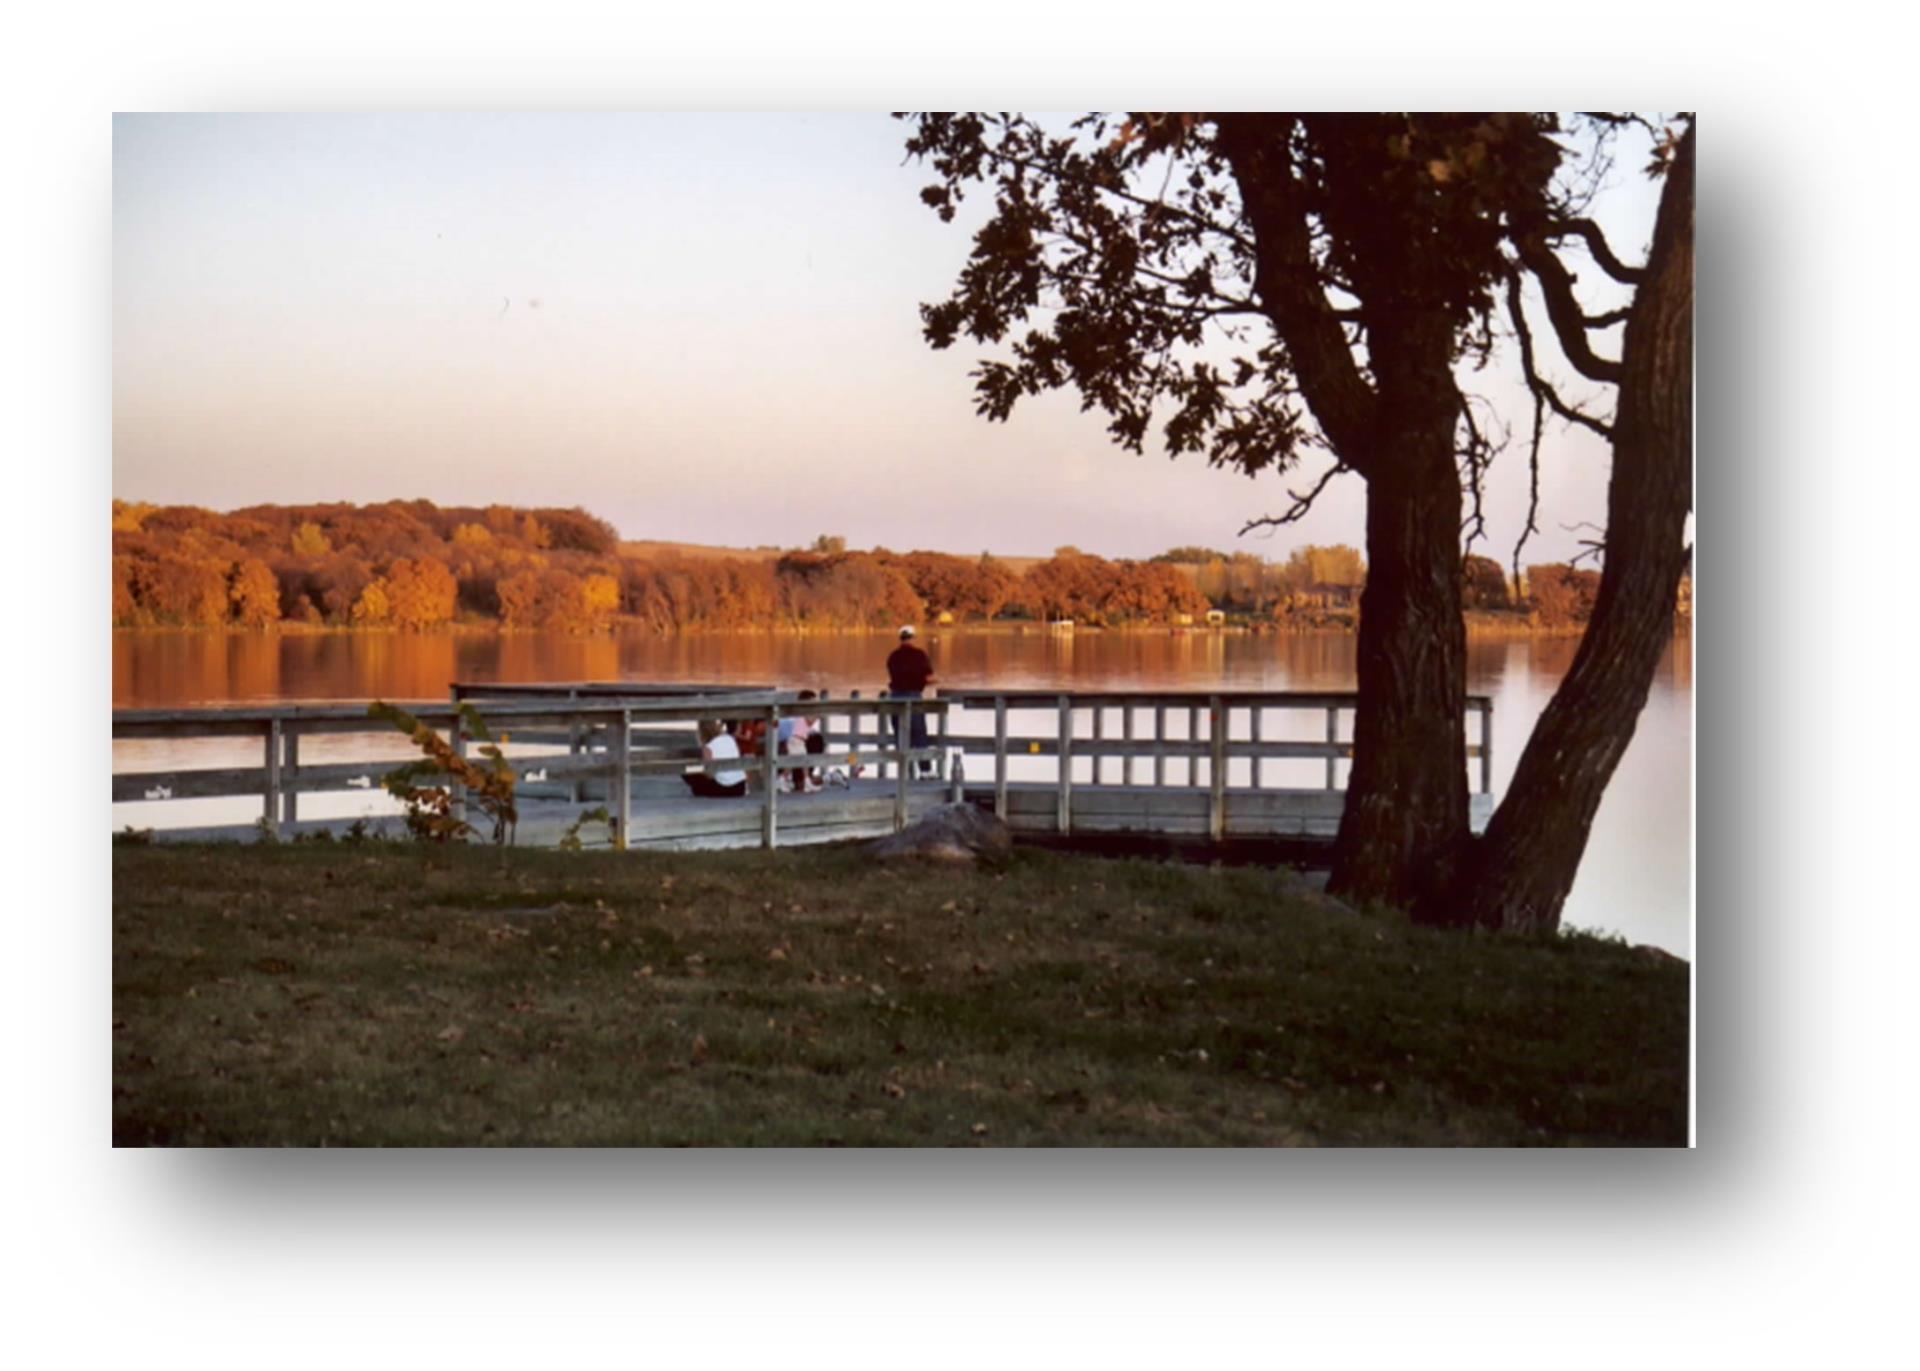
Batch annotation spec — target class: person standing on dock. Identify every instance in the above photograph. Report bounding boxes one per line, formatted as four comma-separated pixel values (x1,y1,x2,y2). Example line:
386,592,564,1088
886,626,936,777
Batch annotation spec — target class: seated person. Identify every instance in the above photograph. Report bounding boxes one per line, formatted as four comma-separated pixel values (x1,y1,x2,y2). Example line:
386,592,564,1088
682,719,748,798
771,710,794,783
785,694,823,792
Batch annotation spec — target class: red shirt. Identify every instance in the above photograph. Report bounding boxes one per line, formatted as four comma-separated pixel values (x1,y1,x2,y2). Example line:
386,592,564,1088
886,643,934,692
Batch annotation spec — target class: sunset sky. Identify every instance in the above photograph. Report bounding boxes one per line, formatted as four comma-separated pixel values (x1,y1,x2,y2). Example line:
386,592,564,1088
113,113,1658,564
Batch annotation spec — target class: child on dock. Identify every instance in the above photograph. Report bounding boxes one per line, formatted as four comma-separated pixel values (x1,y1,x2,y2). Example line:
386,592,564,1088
786,692,823,793
682,719,748,798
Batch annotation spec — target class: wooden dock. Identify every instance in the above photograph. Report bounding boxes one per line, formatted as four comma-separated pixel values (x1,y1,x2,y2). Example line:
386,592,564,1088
112,683,1494,851
939,689,1493,842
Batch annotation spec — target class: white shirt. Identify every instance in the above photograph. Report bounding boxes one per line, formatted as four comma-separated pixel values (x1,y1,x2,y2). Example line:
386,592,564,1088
706,732,747,788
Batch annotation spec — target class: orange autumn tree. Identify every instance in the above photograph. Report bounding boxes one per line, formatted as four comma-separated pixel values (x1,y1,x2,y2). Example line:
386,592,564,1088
384,557,459,630
229,558,282,628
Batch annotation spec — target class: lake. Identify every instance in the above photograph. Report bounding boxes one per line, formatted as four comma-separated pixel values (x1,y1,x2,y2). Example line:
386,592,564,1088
113,625,1692,956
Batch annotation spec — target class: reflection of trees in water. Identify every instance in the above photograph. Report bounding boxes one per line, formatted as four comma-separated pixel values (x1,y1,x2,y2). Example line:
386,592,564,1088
113,626,1685,710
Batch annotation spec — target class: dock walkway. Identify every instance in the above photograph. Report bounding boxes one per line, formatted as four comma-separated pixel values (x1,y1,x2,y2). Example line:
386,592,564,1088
112,682,1494,851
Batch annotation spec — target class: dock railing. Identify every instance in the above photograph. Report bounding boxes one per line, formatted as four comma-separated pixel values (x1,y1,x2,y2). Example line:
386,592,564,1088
114,684,1491,849
936,689,1493,841
113,689,951,849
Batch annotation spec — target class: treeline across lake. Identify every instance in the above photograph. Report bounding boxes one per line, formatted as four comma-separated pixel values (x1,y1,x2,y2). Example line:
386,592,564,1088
111,500,1210,632
111,499,1644,634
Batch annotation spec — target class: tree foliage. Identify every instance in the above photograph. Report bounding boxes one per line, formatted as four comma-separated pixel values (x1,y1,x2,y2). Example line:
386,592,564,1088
905,111,1694,926
1462,554,1512,611
902,112,1563,484
1524,563,1603,629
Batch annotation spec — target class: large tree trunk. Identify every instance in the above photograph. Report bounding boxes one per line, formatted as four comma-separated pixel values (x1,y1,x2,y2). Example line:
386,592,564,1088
1327,341,1471,908
1425,123,1694,933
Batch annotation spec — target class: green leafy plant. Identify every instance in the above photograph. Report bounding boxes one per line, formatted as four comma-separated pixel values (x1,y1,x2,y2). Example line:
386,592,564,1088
557,806,616,852
369,700,518,845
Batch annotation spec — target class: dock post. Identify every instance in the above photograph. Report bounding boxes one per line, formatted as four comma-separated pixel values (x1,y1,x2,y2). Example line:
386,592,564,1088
1249,702,1262,791
1479,699,1494,796
1123,705,1135,788
949,750,964,804
850,690,863,780
993,695,1008,820
762,704,779,849
1208,694,1226,841
1056,694,1072,833
1325,705,1339,791
1091,703,1104,787
1154,706,1166,788
1188,705,1201,786
614,708,632,851
567,688,583,803
281,726,300,827
894,698,911,832
263,717,282,838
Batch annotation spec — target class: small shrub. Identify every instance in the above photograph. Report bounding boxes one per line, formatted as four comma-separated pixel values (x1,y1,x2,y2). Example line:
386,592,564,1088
370,700,518,845
558,806,616,852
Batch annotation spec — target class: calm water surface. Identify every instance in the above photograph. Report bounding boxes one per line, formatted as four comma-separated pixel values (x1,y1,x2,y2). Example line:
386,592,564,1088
114,627,1692,955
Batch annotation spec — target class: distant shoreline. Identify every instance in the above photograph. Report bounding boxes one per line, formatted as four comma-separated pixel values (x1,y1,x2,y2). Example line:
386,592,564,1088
111,613,1690,639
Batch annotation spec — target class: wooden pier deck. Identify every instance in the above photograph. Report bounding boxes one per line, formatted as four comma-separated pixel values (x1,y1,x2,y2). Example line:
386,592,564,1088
112,683,1494,852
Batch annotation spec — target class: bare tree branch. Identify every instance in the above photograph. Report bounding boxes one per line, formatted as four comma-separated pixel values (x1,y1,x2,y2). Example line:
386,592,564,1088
1505,269,1615,441
1457,394,1508,555
1544,218,1646,285
1512,230,1625,384
1239,462,1351,535
1578,111,1660,137
1559,521,1607,568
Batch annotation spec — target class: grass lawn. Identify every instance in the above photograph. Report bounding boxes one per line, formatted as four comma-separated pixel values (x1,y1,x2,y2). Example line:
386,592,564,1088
112,840,1689,1146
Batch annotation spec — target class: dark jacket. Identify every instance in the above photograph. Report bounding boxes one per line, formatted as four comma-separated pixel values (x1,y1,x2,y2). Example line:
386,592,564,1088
886,643,934,693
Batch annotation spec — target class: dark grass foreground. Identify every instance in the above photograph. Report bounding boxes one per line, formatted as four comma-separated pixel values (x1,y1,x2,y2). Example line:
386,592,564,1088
113,842,1689,1146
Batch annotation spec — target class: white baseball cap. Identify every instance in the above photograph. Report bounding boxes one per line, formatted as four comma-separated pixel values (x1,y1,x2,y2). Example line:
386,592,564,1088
899,625,916,638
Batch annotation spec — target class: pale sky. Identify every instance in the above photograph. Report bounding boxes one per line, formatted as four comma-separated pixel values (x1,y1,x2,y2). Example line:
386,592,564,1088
113,112,1659,564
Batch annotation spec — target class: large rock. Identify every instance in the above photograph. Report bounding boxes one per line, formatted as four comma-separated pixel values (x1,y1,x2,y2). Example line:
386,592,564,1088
868,803,1013,864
